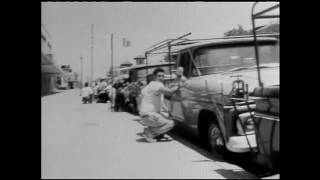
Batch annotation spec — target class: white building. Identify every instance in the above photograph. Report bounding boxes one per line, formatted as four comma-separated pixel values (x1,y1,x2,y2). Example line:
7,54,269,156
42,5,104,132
41,23,62,95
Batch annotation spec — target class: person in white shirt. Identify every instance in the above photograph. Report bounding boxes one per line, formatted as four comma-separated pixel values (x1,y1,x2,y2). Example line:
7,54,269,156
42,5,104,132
170,66,187,87
80,82,93,104
139,68,180,142
176,66,187,83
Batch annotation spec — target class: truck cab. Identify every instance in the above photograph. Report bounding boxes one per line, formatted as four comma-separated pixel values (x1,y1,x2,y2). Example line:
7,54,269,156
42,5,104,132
164,36,279,157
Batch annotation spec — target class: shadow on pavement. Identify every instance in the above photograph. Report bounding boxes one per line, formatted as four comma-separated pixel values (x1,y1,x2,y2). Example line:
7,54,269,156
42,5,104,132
130,115,275,177
168,126,223,162
215,169,257,179
136,138,149,143
168,125,275,178
191,160,212,162
136,133,173,143
41,91,59,97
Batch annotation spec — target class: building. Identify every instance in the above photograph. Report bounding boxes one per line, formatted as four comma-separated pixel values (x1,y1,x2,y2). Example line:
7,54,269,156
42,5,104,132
134,55,145,65
41,23,62,95
119,61,133,76
60,65,79,89
119,60,133,68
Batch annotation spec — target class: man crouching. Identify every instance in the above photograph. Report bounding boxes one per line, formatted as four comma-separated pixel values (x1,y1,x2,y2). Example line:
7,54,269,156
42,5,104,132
139,68,180,142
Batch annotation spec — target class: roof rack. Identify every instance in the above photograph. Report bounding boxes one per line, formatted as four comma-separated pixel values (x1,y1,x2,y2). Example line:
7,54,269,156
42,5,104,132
251,2,279,87
143,32,192,77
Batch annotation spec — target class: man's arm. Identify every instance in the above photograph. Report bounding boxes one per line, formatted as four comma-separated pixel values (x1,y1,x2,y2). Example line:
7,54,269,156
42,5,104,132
161,95,169,112
158,85,179,96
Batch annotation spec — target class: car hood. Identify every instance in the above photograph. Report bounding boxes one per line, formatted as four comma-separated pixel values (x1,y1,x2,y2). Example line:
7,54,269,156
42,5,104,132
190,66,279,95
221,66,279,94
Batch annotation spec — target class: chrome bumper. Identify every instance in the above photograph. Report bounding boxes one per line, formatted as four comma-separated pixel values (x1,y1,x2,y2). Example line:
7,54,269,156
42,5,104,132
226,134,257,153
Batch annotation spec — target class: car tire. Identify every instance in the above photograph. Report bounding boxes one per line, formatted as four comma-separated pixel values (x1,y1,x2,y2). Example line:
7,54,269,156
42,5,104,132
208,123,226,158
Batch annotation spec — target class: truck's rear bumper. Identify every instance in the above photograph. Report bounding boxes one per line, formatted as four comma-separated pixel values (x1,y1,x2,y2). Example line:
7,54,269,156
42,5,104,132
226,134,257,153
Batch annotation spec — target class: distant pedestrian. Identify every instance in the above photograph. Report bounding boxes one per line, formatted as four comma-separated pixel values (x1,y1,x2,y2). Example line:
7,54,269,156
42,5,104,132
139,68,180,142
80,82,93,104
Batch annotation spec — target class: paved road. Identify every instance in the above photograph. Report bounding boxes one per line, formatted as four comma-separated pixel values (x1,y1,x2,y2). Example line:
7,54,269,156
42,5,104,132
41,89,259,179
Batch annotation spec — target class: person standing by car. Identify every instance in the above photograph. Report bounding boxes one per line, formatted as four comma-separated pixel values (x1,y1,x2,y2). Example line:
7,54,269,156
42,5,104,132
139,68,180,142
172,66,187,86
80,82,93,104
93,81,100,102
97,79,109,103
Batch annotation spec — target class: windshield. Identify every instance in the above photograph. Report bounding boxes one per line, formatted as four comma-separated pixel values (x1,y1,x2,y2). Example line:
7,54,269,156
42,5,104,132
194,42,279,75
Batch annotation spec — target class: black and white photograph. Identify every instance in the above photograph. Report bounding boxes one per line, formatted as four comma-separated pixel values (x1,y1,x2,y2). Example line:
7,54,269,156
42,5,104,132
41,2,279,179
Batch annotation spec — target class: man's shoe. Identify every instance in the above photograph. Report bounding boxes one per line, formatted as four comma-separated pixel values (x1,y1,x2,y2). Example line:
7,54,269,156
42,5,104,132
142,133,157,143
154,134,165,141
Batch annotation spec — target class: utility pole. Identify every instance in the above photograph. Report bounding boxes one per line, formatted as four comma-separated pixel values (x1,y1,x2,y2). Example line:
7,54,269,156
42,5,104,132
90,24,94,85
80,55,83,88
111,33,114,84
110,33,114,111
168,42,172,77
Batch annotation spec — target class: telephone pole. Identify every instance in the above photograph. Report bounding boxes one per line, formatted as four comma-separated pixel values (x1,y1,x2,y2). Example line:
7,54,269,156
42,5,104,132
110,33,114,111
90,24,94,84
111,33,114,84
80,55,83,88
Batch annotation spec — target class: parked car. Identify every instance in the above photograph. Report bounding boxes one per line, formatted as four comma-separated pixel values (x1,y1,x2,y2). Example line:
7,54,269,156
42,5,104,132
164,36,279,158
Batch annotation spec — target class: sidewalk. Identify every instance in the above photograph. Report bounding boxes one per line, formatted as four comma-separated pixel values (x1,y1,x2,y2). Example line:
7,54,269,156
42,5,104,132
42,89,259,179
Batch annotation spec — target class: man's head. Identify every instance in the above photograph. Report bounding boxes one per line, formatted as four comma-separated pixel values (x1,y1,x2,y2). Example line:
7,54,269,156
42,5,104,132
153,68,165,82
176,67,184,77
84,82,88,87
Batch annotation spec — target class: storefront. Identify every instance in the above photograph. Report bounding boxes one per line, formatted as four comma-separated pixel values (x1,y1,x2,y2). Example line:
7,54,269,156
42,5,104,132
41,53,61,95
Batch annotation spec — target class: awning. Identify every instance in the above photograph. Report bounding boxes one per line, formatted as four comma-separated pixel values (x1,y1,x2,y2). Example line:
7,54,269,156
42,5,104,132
42,64,61,75
41,53,63,75
113,74,129,82
41,53,53,65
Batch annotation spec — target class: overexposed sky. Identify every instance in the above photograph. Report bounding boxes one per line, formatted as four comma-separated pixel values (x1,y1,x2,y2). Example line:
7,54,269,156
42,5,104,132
41,2,279,79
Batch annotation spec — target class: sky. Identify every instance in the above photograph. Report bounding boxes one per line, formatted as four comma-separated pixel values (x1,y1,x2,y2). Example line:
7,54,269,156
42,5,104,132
41,2,279,80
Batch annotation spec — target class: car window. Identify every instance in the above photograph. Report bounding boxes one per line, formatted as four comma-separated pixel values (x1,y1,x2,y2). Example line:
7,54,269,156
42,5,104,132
179,51,198,78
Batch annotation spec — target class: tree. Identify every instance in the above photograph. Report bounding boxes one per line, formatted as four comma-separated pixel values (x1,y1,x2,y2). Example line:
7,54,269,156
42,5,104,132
224,25,252,37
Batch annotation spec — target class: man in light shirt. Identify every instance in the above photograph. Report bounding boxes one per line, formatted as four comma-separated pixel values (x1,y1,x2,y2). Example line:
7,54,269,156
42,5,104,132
170,66,187,87
139,68,180,142
80,82,93,104
176,66,187,82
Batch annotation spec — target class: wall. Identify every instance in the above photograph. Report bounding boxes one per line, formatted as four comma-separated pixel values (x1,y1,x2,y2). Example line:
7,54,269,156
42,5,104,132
42,74,58,95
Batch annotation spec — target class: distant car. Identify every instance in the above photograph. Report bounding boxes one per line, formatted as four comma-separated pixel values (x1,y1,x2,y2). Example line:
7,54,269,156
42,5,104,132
164,36,279,158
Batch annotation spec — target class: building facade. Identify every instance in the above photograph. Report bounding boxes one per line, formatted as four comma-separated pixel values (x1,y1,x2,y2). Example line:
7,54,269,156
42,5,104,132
41,23,61,95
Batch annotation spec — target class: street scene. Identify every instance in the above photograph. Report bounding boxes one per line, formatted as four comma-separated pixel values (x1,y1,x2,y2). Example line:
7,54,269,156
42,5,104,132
41,2,279,179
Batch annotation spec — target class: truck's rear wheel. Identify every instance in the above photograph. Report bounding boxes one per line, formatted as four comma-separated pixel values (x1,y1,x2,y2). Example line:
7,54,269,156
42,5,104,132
208,123,226,158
